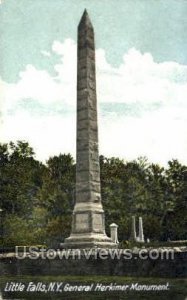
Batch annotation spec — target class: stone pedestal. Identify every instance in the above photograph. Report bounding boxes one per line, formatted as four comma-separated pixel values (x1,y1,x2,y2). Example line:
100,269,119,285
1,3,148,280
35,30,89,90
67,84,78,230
62,10,116,249
110,223,119,244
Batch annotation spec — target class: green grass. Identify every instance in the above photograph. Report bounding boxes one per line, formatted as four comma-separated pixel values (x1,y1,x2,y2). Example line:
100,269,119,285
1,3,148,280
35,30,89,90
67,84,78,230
0,275,186,300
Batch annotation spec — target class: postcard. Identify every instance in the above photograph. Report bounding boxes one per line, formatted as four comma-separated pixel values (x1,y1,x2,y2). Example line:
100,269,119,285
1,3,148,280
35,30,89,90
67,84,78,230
0,0,187,299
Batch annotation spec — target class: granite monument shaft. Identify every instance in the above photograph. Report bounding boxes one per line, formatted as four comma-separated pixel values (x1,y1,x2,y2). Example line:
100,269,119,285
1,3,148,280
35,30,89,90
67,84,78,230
64,10,115,248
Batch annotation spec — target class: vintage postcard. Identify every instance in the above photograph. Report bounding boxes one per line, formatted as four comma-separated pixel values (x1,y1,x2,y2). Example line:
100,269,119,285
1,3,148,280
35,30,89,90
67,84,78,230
0,0,187,299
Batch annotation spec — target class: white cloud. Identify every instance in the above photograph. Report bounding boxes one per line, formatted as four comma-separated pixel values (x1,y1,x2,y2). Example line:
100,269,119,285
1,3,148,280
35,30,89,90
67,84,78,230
41,50,51,57
0,66,61,108
99,113,187,165
1,39,187,165
52,39,77,81
2,112,76,161
97,47,187,105
0,77,10,132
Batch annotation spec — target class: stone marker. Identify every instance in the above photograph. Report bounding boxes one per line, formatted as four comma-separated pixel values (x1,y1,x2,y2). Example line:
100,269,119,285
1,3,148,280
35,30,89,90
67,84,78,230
130,215,137,241
138,217,144,243
110,223,119,244
63,10,116,248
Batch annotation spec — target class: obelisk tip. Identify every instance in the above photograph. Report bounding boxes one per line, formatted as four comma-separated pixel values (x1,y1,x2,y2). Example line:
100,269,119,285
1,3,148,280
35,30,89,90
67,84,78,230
78,9,93,29
83,8,88,15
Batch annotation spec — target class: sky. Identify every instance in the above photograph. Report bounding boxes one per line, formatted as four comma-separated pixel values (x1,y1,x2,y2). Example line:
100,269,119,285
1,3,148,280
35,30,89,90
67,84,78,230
0,0,187,166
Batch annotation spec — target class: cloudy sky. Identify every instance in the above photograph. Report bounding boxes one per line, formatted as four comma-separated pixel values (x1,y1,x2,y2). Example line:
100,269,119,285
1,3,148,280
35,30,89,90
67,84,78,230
0,0,187,166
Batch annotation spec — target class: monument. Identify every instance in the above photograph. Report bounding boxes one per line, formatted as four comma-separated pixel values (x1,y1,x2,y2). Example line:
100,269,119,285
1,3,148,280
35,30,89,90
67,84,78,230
130,216,137,241
138,217,145,243
63,10,116,248
130,216,145,243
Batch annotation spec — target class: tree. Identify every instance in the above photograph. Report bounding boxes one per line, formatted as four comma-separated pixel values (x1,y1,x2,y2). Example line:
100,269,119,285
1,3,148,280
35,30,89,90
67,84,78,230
0,141,44,216
1,140,186,246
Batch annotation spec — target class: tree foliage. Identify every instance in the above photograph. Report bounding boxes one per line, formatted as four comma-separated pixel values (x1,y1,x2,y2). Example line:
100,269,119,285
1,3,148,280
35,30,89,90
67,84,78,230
0,141,186,247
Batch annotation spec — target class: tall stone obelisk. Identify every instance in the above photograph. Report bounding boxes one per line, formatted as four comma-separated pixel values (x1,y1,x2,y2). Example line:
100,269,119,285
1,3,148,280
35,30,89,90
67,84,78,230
63,10,116,248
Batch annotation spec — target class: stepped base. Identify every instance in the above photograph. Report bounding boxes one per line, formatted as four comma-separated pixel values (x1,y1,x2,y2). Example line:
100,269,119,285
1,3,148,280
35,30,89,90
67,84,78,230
61,233,118,249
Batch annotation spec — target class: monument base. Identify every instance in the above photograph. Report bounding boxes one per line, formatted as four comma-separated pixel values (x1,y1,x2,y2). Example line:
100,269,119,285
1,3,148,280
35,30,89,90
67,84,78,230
61,233,118,249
